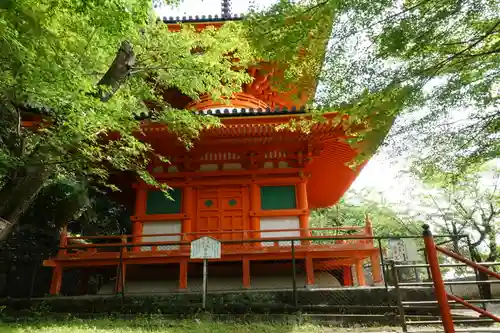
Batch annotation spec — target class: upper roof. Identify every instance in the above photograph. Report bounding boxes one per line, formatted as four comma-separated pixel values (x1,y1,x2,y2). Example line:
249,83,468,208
155,0,246,24
159,14,244,24
193,106,306,117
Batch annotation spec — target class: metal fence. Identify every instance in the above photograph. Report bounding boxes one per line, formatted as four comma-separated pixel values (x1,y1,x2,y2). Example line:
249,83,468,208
3,231,500,330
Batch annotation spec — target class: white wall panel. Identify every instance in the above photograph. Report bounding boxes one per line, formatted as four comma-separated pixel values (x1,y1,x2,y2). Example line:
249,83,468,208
260,216,300,247
141,221,181,251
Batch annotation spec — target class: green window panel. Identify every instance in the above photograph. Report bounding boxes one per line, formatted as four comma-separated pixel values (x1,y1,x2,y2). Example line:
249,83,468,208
260,186,297,210
146,188,182,214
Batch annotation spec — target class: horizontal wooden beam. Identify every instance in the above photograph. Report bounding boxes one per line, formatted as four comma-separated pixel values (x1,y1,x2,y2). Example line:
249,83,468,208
151,167,303,180
135,176,303,188
252,209,307,217
131,213,187,222
44,247,379,268
71,227,365,240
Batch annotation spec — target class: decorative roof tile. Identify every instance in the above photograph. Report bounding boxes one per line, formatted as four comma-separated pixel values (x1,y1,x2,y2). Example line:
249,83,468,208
157,0,244,24
160,13,244,24
194,106,306,117
137,106,306,120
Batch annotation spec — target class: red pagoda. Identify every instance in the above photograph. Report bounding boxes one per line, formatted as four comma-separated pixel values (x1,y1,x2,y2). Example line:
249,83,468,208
42,1,383,295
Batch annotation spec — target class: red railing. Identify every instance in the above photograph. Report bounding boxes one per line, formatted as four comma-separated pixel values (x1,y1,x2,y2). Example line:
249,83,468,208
423,224,500,333
61,224,373,255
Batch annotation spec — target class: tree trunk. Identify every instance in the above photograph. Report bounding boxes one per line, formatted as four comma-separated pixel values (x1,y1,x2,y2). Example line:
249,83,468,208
96,40,135,102
470,250,492,300
477,270,493,299
0,166,53,240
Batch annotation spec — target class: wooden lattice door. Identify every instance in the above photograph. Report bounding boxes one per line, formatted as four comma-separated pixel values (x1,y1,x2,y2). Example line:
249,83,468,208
195,186,249,241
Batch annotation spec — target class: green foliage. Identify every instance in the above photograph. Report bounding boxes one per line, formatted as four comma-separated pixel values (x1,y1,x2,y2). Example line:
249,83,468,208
0,0,274,229
252,0,499,175
310,197,421,236
0,0,259,189
413,165,500,262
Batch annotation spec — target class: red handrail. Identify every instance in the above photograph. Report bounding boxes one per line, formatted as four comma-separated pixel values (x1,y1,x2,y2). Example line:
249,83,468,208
66,226,365,241
64,234,372,249
436,245,500,280
423,225,455,333
424,224,500,333
447,294,500,322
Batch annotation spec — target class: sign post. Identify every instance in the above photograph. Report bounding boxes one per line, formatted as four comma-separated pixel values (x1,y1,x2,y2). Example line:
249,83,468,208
190,236,221,310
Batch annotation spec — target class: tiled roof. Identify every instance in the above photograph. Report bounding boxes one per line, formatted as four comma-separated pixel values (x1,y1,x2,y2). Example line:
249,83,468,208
194,107,306,117
159,13,244,24
137,107,306,120
157,0,244,24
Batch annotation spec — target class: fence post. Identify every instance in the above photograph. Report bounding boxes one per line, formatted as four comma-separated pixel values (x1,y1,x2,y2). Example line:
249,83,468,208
423,224,455,333
377,239,388,291
391,260,407,332
115,235,126,305
291,240,298,308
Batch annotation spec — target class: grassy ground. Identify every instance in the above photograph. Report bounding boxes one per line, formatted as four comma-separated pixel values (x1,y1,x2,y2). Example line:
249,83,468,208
0,318,404,333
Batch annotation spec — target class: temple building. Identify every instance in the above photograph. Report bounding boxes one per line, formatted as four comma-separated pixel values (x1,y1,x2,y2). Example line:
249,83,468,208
42,1,384,295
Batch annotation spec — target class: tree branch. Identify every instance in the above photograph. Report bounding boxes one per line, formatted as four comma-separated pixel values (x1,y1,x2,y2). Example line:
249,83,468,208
95,40,136,102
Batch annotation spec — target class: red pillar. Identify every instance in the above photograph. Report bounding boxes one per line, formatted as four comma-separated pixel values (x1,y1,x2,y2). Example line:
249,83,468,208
423,224,455,333
249,182,260,243
242,258,251,289
305,256,315,287
50,225,68,295
370,252,382,284
343,266,353,286
182,185,194,247
49,265,63,295
115,263,126,293
297,179,309,244
355,260,366,286
179,260,188,290
132,187,146,252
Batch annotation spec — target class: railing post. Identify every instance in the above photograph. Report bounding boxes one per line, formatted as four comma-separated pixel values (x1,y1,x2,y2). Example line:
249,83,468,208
50,224,67,296
423,224,455,333
378,238,388,291
291,240,298,308
115,235,126,301
391,260,407,332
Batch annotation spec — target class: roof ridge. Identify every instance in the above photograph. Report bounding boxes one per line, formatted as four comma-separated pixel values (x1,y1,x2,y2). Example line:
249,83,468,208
159,14,244,24
194,106,307,117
